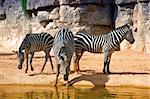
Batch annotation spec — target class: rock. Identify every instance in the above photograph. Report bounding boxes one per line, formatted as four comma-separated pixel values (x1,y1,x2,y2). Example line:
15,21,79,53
27,0,59,10
60,4,112,26
116,6,133,26
0,0,5,19
115,0,137,5
60,0,113,5
37,11,49,21
0,7,6,20
49,7,59,20
115,2,135,50
59,5,75,24
137,0,149,2
88,5,112,25
131,4,142,51
3,0,23,23
137,2,150,53
90,25,113,35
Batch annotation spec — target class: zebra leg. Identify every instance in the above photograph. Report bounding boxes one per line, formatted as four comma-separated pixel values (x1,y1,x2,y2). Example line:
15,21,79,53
25,53,29,73
107,53,112,74
73,51,84,73
103,51,112,74
73,52,78,72
66,61,71,86
48,53,54,73
41,53,48,72
55,64,60,86
30,52,34,71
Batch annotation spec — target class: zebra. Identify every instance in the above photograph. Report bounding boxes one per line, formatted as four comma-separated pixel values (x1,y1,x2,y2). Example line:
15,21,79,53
73,24,135,74
16,32,54,73
53,28,75,86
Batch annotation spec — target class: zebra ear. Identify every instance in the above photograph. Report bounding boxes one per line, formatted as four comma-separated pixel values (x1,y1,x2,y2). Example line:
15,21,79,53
127,23,133,30
127,24,137,32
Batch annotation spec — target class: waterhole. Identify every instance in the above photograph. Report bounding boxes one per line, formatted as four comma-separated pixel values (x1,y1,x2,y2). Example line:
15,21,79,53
0,85,149,99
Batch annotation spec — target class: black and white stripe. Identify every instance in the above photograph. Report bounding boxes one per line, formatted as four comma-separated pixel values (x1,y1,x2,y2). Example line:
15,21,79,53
53,28,75,86
73,24,135,74
17,32,54,73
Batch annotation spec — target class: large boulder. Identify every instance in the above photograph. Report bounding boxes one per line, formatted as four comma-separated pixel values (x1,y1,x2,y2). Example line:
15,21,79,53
115,0,137,5
115,4,134,50
137,0,149,2
137,1,150,53
27,0,59,10
0,0,5,20
0,7,5,20
3,0,23,23
59,0,113,5
59,4,112,34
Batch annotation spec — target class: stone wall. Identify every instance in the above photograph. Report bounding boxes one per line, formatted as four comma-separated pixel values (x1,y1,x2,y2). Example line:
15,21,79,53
115,0,150,53
0,0,149,53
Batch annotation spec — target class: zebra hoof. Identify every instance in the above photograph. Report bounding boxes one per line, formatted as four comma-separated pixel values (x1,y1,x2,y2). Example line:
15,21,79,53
103,71,111,74
107,71,111,74
105,71,111,74
31,68,34,71
103,70,106,74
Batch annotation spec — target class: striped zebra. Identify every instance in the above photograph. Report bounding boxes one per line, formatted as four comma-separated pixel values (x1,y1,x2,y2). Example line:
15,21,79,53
53,28,75,86
73,24,135,74
16,32,54,73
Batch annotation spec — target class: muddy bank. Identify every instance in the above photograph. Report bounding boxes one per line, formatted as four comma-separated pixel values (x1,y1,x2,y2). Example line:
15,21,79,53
0,50,150,88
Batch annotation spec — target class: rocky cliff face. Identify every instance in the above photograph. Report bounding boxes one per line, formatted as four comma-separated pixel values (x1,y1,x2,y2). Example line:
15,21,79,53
0,0,149,53
115,0,150,53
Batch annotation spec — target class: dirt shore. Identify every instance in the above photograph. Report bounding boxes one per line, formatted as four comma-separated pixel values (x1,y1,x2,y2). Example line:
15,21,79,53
0,49,150,88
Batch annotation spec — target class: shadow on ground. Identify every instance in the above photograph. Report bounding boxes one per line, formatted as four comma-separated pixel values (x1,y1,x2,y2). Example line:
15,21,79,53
68,73,109,86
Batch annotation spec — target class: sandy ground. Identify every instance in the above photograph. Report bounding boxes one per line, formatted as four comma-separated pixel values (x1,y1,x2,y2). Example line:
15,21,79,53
0,49,150,88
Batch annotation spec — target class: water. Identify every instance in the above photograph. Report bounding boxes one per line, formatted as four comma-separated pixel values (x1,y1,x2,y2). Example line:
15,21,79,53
0,85,149,99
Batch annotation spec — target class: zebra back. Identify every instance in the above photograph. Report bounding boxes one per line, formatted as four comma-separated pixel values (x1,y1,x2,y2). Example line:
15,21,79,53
19,32,54,53
53,28,75,63
74,24,133,53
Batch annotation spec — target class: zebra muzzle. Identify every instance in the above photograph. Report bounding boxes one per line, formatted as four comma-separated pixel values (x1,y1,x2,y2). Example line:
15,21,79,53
18,65,22,69
64,75,68,81
130,39,135,44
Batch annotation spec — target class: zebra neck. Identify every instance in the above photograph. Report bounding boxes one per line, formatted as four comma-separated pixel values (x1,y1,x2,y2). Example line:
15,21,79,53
19,44,27,53
19,40,30,52
112,27,127,43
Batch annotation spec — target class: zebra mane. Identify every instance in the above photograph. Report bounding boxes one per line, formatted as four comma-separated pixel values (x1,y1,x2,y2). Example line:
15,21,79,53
115,24,130,31
107,24,130,37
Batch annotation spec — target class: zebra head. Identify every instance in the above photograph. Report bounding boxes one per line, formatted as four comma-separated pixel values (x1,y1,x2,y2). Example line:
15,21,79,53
58,48,70,81
17,50,25,69
124,24,135,44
